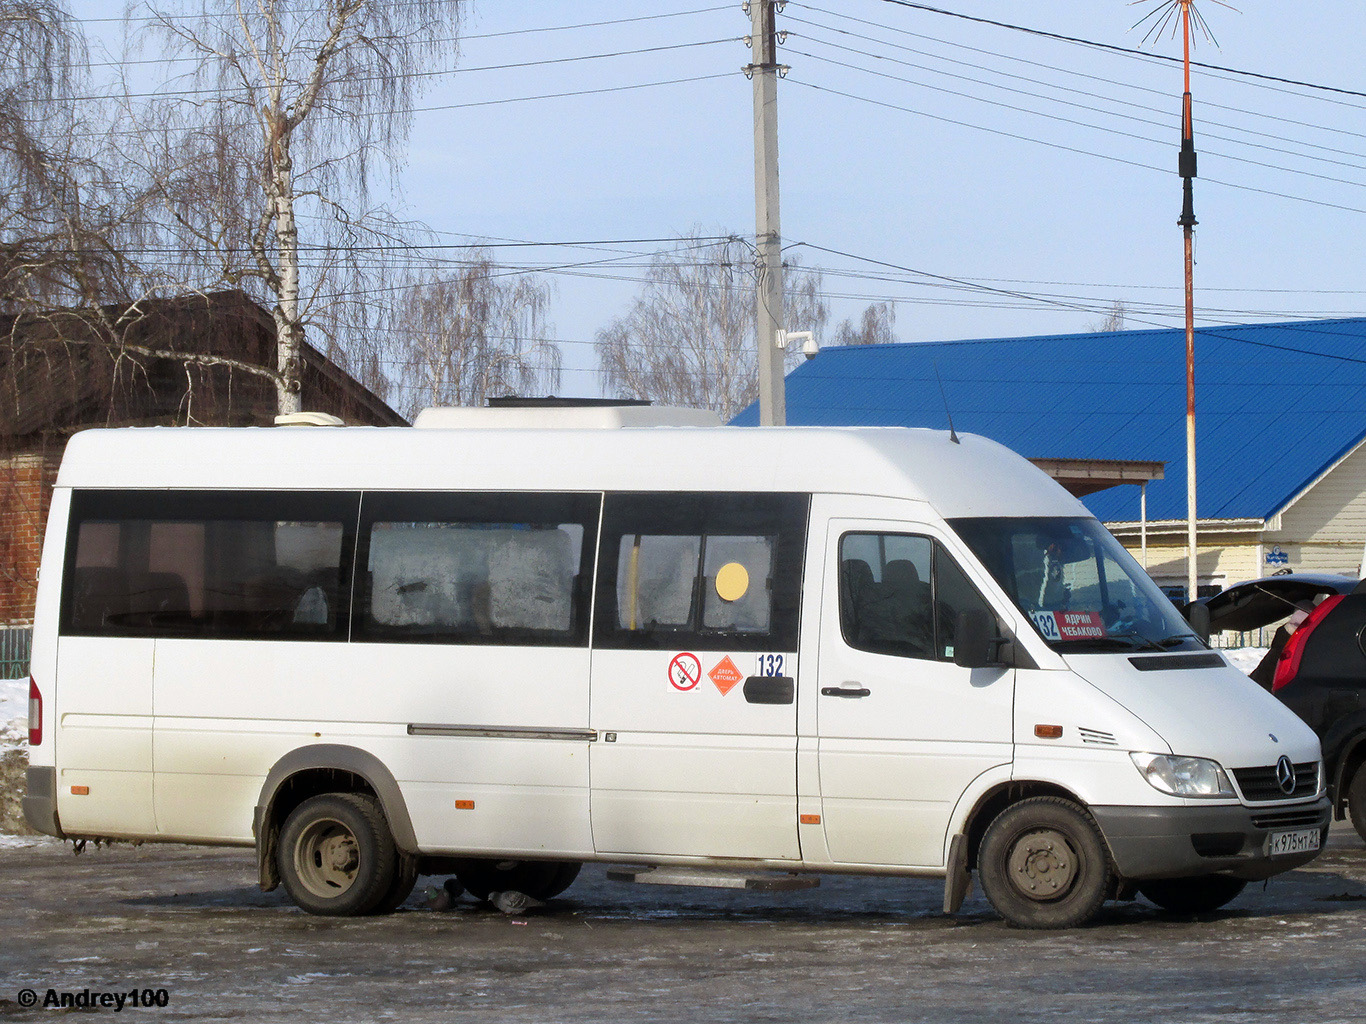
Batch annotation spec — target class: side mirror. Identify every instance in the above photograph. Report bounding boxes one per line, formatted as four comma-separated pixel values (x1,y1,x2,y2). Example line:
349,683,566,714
1186,601,1211,645
954,609,1007,669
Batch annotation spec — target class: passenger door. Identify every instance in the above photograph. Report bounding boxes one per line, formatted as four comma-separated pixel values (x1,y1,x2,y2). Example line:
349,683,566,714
815,501,1014,868
589,493,808,861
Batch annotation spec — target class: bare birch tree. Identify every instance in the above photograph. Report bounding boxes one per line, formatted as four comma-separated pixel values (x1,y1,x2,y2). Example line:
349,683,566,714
130,0,467,414
829,301,898,347
596,234,829,420
383,255,562,419
0,1,129,310
1089,300,1127,333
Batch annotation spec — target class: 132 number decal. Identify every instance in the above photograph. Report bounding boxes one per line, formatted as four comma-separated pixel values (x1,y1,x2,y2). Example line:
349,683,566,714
757,654,785,677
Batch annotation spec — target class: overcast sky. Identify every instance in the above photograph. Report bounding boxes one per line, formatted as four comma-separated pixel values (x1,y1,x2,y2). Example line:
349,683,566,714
72,1,1366,399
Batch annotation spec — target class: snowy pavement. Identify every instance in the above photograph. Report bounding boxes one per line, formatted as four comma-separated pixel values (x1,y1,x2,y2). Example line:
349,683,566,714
1,833,1364,1024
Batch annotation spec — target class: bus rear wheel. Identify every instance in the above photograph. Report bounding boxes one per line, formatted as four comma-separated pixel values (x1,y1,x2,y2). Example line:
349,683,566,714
454,859,582,902
278,793,398,916
977,796,1112,929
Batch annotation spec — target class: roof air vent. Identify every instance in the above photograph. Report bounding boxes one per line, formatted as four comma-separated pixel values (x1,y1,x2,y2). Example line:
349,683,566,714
274,412,345,427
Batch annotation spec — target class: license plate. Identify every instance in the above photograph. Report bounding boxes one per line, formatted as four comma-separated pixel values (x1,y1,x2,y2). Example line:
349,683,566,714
1268,828,1321,857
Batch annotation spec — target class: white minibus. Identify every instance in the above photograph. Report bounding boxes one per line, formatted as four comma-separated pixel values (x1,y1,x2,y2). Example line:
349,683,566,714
23,417,1329,928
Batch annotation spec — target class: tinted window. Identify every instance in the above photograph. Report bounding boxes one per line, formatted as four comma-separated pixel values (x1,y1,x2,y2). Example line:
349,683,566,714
355,492,599,646
839,532,996,662
596,493,808,651
62,490,358,639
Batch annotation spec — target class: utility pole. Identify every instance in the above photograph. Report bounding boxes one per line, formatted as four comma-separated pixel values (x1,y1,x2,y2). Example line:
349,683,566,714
747,0,786,426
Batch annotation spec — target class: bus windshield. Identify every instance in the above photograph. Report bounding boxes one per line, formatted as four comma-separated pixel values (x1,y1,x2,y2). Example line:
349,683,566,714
948,516,1203,653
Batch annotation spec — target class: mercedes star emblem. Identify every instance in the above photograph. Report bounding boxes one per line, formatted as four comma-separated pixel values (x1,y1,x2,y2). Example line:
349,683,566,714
1275,755,1296,795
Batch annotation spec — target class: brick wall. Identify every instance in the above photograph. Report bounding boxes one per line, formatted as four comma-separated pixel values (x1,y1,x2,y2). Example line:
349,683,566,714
0,450,60,625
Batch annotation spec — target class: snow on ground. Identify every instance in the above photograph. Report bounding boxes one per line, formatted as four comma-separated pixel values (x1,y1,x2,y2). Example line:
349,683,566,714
1223,647,1269,675
0,833,58,849
1,676,26,750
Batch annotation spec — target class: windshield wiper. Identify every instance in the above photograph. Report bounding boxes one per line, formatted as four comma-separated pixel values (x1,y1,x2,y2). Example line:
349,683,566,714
1053,631,1198,653
1155,633,1196,647
1053,632,1165,652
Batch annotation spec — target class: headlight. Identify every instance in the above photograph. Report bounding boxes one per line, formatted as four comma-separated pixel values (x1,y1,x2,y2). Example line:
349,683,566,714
1131,752,1235,798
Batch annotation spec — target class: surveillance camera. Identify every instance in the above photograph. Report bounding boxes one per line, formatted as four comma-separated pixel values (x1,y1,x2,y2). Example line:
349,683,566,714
777,329,818,358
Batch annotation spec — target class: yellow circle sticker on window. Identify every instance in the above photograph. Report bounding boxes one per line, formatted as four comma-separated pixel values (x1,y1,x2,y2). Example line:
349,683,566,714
715,562,750,603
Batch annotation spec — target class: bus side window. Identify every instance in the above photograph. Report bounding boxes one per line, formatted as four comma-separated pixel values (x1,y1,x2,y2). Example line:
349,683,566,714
932,547,1000,662
595,492,808,653
355,492,599,647
60,491,358,640
839,532,998,663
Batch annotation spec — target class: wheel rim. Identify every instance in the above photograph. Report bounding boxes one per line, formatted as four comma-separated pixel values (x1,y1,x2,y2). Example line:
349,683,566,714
292,817,360,899
1005,827,1079,902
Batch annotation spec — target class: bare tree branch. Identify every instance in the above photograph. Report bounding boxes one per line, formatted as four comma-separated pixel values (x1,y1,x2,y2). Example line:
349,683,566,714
596,231,829,420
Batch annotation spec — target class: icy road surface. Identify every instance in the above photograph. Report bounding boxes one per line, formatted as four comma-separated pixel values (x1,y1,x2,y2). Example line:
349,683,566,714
2,825,1365,1023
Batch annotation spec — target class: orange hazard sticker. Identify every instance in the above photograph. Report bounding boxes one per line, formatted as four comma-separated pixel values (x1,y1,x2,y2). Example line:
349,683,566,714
708,656,744,695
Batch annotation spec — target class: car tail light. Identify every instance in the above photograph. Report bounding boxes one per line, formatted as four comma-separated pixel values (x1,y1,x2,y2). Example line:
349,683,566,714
1272,595,1343,692
28,676,42,746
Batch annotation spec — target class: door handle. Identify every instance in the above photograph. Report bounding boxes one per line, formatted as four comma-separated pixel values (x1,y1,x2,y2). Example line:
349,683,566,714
821,686,871,698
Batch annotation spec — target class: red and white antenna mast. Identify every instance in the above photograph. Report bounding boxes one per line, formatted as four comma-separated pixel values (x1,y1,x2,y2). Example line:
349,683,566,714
1132,0,1234,605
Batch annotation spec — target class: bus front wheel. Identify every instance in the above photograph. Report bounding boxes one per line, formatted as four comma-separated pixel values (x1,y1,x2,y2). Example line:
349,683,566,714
977,796,1112,929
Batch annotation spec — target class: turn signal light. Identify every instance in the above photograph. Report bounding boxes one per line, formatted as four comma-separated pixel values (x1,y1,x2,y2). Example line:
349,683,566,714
1273,596,1343,692
454,800,475,810
1034,724,1063,739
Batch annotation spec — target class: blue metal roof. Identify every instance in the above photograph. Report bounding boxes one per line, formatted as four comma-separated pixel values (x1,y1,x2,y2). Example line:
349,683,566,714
731,318,1366,523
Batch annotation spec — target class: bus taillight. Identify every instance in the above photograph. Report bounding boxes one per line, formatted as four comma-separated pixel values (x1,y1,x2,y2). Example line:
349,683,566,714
28,677,42,746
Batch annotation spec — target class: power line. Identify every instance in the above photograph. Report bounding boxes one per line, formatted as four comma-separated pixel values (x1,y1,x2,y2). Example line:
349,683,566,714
786,22,1366,172
786,43,1366,191
53,38,738,103
863,0,1366,102
795,2,1366,148
72,2,724,28
86,71,736,137
789,240,1366,364
784,76,1366,217
60,6,735,73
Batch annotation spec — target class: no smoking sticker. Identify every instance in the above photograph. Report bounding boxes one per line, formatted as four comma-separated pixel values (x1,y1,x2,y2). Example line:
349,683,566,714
669,652,702,691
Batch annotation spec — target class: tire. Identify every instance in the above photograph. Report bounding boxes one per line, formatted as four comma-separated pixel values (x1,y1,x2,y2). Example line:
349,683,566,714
454,859,582,902
277,793,398,916
1138,875,1247,914
977,796,1113,929
1347,765,1366,844
371,853,419,914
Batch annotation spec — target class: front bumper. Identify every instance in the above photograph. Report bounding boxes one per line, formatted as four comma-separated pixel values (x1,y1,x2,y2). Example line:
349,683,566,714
1091,797,1329,881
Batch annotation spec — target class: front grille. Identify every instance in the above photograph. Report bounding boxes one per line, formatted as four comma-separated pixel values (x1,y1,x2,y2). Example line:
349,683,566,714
1251,809,1324,830
1231,762,1318,802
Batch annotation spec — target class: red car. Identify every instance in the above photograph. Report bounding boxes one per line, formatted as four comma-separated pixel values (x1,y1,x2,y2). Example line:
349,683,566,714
1195,573,1366,840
